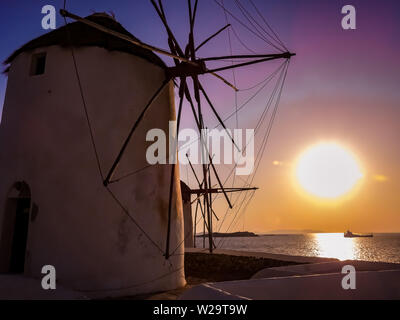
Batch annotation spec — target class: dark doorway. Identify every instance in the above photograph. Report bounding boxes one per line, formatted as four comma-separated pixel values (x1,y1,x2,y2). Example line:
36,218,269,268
9,198,31,273
0,182,31,274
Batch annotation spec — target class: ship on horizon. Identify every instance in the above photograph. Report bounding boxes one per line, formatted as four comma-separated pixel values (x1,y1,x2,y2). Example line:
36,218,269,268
344,230,373,238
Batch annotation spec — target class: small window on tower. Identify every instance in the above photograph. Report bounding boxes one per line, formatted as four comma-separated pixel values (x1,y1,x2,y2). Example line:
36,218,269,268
30,52,46,76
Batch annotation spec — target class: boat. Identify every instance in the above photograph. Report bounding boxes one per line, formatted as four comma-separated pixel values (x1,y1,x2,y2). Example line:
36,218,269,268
344,230,373,238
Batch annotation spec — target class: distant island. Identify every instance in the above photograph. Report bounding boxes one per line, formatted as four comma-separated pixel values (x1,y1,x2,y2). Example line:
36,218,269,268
197,231,258,238
262,229,325,235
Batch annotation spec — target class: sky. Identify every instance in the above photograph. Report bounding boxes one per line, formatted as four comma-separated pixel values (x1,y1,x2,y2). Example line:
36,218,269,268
1,0,399,233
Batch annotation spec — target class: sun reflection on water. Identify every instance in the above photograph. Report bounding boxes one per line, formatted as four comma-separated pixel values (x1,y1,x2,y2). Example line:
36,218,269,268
312,233,356,261
210,233,400,263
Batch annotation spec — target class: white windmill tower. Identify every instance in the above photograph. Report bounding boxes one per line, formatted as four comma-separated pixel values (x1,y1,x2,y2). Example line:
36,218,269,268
0,12,185,298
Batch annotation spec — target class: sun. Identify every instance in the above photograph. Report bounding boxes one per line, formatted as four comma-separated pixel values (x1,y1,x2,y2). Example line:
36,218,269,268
295,142,363,199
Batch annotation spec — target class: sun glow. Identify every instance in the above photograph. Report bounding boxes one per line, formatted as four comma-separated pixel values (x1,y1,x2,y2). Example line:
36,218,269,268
295,142,363,200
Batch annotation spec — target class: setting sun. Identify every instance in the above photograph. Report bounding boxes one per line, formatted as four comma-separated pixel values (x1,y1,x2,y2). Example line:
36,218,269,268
295,143,363,199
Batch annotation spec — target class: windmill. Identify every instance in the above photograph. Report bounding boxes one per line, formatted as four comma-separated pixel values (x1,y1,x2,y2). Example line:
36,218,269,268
60,0,295,259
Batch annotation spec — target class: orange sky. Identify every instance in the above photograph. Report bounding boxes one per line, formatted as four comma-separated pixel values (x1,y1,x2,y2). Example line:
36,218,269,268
204,92,400,234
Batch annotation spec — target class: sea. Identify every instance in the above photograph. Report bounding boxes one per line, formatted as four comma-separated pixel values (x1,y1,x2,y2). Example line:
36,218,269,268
196,233,400,264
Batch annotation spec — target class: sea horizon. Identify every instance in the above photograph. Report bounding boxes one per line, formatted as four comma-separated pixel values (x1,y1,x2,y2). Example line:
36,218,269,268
196,232,400,264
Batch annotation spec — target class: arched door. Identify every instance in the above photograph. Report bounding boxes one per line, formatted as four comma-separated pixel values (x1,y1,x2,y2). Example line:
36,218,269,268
0,182,31,273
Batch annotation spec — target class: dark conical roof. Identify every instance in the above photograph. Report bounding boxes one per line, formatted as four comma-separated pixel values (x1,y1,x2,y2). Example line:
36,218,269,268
3,12,166,73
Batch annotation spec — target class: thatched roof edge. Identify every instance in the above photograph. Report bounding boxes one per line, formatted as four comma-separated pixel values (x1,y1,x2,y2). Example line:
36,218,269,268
3,13,166,73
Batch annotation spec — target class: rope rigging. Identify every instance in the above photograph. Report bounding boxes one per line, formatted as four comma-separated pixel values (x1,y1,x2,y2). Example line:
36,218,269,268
218,61,290,248
181,57,288,234
221,0,240,211
186,59,289,249
214,0,285,53
233,0,285,52
61,0,294,262
215,61,288,240
248,0,288,51
235,0,288,52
